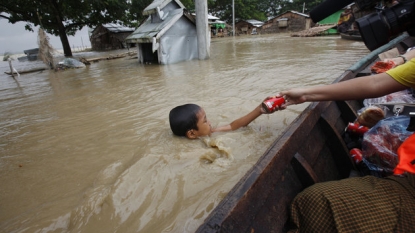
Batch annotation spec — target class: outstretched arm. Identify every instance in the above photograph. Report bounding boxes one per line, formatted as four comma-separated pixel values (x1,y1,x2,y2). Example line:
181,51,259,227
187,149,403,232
384,48,415,67
213,105,264,132
277,72,407,107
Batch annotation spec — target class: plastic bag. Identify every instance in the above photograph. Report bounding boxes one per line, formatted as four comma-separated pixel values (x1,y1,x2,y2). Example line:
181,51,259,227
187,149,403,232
58,58,86,68
361,116,412,176
363,90,415,107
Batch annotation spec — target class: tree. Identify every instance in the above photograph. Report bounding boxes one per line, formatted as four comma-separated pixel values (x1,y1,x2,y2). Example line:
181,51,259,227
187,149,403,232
208,0,267,23
206,0,324,21
180,0,196,12
128,0,154,28
0,0,130,57
290,0,324,14
265,0,293,16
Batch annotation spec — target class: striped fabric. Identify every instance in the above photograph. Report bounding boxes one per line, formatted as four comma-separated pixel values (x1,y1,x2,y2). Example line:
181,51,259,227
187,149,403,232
289,174,415,232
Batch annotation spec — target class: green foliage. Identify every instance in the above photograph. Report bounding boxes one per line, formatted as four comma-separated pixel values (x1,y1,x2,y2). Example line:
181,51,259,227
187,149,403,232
1,0,130,35
290,0,324,14
206,0,324,22
128,0,154,27
208,0,267,23
0,0,130,56
180,0,196,12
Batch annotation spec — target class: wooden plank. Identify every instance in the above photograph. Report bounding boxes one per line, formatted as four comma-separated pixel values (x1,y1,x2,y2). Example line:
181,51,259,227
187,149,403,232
4,67,47,75
292,153,319,187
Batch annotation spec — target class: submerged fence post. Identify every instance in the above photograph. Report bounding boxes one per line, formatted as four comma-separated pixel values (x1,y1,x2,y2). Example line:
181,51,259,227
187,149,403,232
195,0,210,60
8,58,16,79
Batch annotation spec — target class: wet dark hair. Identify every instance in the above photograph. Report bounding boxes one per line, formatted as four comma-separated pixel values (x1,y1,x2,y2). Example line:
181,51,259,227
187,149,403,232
169,104,201,136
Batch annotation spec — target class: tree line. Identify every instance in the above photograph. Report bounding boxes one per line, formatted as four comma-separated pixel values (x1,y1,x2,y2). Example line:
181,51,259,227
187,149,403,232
0,0,323,57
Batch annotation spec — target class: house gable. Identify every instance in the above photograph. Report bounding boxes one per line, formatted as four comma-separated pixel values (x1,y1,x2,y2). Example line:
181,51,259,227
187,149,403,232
125,0,198,64
143,0,185,15
262,11,314,34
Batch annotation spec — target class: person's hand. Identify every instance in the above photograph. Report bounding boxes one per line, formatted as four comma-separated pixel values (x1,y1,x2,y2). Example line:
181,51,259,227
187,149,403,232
383,57,401,68
260,96,286,114
277,88,308,107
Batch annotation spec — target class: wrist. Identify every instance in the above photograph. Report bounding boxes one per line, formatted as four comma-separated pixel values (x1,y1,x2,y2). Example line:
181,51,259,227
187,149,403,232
257,105,264,114
398,55,407,64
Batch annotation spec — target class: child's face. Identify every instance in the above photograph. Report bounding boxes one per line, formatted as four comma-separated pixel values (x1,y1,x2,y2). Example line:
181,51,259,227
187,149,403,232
188,108,212,138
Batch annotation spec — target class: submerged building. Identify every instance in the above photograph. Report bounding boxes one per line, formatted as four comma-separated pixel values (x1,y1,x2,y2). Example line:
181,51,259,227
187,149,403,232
125,0,198,64
90,24,135,51
262,11,313,34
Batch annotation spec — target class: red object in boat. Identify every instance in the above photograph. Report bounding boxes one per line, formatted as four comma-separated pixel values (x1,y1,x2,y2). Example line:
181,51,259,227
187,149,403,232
350,148,363,164
346,122,369,135
370,60,395,73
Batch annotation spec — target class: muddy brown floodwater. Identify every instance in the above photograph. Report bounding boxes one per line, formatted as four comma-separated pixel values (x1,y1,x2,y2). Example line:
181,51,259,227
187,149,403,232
0,34,369,232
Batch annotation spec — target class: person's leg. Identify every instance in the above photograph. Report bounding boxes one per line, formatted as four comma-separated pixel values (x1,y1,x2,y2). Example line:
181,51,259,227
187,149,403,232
289,175,415,232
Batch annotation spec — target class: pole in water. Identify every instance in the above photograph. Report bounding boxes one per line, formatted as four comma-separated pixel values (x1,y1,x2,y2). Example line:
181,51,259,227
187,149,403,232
195,0,210,60
8,58,15,79
232,0,235,36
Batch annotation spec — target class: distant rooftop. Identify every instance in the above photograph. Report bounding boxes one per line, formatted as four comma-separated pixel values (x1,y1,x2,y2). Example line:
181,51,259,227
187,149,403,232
245,19,264,27
191,13,221,21
102,23,135,33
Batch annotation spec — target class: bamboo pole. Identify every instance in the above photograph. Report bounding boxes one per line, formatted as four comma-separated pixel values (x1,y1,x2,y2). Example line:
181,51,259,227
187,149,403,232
8,58,15,79
7,58,20,78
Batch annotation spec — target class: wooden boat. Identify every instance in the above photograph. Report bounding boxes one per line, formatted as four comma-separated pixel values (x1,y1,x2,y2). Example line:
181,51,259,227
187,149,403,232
196,33,415,233
17,48,39,61
340,30,363,41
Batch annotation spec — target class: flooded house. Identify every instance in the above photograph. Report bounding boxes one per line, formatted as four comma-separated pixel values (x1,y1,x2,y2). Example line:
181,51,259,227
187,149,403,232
90,23,135,51
262,11,313,34
125,0,198,65
291,9,344,37
235,19,264,35
206,14,227,37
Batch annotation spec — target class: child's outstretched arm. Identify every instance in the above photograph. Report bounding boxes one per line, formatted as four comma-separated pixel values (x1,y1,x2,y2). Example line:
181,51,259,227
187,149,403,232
212,105,264,132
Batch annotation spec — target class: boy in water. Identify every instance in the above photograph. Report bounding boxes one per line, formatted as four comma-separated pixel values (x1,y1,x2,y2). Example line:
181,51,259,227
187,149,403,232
169,100,275,139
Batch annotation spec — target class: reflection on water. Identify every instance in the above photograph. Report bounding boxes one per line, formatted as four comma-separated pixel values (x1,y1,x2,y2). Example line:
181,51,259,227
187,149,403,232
0,34,369,232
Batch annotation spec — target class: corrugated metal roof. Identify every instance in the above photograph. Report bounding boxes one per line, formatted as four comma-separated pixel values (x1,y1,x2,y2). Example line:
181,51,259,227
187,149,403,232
266,10,310,23
102,23,135,33
245,19,264,27
209,20,226,24
208,14,220,20
143,0,185,15
125,8,185,43
193,14,220,20
289,10,309,18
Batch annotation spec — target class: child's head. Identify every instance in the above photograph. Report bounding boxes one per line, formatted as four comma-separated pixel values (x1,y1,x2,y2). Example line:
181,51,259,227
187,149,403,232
169,104,212,139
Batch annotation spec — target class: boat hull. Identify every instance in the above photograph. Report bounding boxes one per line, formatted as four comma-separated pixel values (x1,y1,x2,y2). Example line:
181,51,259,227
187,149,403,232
196,34,415,233
340,32,362,41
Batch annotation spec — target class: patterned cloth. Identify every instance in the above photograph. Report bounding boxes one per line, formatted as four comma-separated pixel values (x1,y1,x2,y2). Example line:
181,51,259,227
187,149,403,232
288,174,415,233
